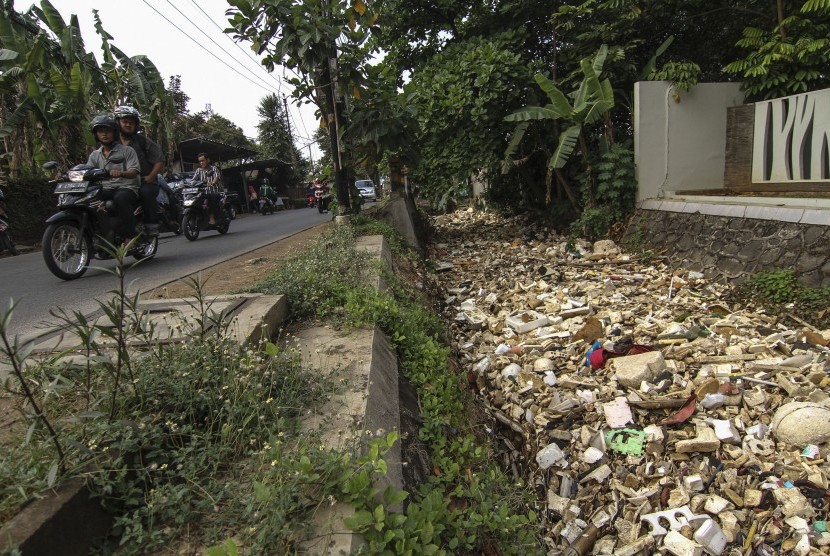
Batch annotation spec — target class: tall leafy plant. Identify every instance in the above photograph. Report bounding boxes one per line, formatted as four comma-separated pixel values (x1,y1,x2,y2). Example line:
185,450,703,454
724,0,830,100
504,45,615,209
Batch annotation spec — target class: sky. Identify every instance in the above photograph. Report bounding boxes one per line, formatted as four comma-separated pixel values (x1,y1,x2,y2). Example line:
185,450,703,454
46,0,322,161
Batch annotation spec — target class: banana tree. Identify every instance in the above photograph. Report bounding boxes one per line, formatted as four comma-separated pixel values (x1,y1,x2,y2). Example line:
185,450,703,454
0,0,104,176
504,45,615,209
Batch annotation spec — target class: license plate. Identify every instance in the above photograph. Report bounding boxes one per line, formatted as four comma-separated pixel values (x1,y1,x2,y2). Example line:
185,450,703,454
54,181,89,194
181,188,199,195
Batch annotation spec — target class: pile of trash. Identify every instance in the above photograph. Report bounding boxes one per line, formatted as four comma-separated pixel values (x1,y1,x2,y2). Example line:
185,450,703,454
428,209,830,555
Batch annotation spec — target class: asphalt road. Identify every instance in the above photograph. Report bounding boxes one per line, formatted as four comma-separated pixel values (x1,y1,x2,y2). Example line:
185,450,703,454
0,207,331,340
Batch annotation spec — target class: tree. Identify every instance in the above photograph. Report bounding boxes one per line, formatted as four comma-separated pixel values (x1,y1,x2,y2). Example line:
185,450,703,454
227,0,380,212
406,33,531,205
0,0,105,175
505,45,616,210
256,93,307,187
256,93,294,161
724,0,830,100
180,110,254,151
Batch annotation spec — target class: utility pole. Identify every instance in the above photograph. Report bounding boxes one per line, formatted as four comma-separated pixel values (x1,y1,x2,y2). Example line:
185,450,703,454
307,143,315,175
282,95,299,170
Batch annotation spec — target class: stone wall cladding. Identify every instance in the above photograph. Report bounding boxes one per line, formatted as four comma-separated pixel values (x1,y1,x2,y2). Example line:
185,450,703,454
624,209,830,287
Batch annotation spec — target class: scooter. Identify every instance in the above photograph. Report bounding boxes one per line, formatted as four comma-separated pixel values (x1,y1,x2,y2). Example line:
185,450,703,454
314,185,331,213
157,182,183,235
257,195,276,215
41,161,158,280
0,189,19,256
180,179,232,241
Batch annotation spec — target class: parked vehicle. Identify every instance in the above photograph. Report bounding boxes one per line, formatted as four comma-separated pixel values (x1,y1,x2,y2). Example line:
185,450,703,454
41,162,158,280
355,179,376,201
180,179,232,241
0,189,19,256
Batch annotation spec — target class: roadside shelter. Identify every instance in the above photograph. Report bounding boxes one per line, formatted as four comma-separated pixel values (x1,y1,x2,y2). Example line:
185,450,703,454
223,157,294,211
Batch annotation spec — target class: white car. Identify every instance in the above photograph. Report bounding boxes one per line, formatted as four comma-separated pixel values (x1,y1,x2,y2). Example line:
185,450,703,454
355,180,376,201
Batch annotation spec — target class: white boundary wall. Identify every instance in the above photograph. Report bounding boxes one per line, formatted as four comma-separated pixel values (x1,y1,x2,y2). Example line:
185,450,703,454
634,81,744,201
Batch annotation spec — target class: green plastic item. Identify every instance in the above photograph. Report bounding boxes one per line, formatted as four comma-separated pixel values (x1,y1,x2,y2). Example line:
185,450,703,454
814,521,828,533
605,428,647,456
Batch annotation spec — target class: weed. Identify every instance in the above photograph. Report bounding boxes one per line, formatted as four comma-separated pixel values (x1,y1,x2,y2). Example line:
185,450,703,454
244,225,369,320
732,269,830,328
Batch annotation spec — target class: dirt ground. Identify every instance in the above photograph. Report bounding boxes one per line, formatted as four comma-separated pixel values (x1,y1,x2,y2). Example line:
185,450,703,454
140,220,333,300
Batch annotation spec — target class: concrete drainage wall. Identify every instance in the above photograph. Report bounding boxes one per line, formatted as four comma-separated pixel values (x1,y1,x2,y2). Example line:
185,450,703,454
624,207,830,287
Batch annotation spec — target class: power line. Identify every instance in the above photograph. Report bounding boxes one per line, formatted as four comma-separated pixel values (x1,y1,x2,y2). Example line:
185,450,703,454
159,0,281,94
187,0,286,93
183,0,319,154
156,0,315,154
140,0,278,95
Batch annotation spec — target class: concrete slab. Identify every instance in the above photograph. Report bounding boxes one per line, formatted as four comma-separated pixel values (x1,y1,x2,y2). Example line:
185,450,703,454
2,234,404,556
295,325,401,555
0,478,110,556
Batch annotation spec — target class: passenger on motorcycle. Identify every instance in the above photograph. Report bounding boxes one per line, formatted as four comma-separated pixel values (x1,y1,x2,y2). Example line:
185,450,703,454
193,153,224,225
114,105,165,236
86,115,141,241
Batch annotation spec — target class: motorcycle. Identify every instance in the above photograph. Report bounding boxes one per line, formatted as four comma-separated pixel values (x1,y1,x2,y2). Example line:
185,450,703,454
0,189,19,256
314,185,332,213
41,161,158,280
157,182,183,235
179,179,232,241
225,191,239,220
306,191,316,208
257,195,276,215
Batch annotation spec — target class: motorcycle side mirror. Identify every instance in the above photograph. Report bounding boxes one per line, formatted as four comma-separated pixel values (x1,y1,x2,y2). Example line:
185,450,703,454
43,161,58,170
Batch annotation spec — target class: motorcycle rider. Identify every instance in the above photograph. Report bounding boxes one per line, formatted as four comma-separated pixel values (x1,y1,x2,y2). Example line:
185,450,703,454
193,152,225,225
259,177,276,203
86,115,141,241
113,105,164,236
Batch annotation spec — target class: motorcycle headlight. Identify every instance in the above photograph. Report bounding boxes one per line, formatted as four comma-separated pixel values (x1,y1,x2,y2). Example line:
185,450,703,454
67,170,87,182
183,199,194,207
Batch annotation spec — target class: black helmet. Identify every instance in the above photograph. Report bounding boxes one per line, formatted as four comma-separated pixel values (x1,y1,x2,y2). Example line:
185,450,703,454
89,114,118,133
113,105,141,123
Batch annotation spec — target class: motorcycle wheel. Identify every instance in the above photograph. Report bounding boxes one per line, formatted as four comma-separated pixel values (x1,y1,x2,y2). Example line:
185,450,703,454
228,206,237,220
133,236,158,261
1,232,18,256
318,202,325,214
42,222,91,280
183,213,200,241
217,210,231,234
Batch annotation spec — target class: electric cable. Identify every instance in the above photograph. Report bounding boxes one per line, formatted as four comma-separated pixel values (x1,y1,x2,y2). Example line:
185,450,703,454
140,0,278,95
186,0,286,93
160,0,281,94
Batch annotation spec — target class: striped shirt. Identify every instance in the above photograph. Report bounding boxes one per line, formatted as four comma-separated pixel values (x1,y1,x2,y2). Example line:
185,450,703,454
193,165,223,194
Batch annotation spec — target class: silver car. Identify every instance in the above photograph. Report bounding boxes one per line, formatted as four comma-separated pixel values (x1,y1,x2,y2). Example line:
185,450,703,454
355,179,376,201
